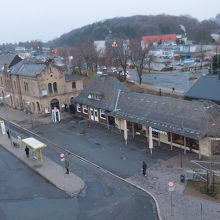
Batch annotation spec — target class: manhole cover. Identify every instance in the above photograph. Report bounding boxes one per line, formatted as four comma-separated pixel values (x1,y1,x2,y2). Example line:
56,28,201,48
152,177,158,181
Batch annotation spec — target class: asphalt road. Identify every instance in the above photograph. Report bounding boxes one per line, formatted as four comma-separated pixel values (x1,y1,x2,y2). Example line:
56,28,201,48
0,121,158,220
9,118,179,178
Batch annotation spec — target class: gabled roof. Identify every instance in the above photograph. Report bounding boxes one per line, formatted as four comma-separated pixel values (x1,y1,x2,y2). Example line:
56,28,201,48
0,54,22,70
73,75,129,111
142,34,177,44
108,91,220,139
184,76,220,102
10,58,46,77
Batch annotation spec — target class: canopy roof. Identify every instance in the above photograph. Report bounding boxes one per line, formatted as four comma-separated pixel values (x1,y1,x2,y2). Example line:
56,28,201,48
22,137,47,149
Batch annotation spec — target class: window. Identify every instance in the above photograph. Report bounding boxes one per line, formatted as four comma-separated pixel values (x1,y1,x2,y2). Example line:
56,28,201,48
53,82,58,93
100,109,106,119
24,82,29,92
76,103,81,112
82,105,88,114
72,82,76,89
48,83,52,94
88,94,101,101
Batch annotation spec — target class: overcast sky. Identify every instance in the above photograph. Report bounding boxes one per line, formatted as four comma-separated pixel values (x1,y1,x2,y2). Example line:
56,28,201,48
1,0,219,44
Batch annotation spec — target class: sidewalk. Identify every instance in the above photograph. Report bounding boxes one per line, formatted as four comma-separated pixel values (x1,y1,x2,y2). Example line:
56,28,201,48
127,154,220,220
0,134,85,195
0,105,71,129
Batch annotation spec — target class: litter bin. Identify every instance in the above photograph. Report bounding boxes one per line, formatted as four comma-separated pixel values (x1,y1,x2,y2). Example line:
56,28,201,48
180,174,185,183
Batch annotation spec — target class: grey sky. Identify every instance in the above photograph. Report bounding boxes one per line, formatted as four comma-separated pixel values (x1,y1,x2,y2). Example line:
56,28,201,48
1,0,219,44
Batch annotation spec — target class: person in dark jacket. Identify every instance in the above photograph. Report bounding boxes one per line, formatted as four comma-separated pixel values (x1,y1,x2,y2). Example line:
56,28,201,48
7,129,11,140
142,161,147,176
64,159,70,174
25,146,30,158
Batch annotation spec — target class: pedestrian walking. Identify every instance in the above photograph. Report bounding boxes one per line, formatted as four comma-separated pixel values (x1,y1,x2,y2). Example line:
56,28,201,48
25,145,29,158
7,129,11,140
142,161,147,176
172,87,175,93
64,159,70,174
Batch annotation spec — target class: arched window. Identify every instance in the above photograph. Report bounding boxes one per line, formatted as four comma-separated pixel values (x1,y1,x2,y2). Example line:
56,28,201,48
53,82,58,93
72,82,76,89
48,83,52,94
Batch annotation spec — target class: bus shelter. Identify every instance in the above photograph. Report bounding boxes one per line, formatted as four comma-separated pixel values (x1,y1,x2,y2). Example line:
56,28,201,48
22,137,47,162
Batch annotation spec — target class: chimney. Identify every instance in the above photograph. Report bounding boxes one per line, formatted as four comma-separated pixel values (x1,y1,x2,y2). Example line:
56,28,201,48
3,64,8,72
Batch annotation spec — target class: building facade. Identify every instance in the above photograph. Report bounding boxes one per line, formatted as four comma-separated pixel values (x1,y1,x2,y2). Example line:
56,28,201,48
74,75,220,157
0,57,83,114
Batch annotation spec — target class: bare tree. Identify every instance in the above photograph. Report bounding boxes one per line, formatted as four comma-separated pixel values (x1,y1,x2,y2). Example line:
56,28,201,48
111,39,129,78
77,37,101,73
129,39,150,84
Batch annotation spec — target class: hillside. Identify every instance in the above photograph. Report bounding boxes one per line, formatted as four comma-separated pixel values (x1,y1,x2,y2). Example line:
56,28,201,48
47,14,220,47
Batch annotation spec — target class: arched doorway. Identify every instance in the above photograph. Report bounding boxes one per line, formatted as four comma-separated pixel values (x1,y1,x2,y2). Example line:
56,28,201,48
10,96,13,107
51,99,59,109
32,102,35,113
36,101,40,113
69,97,76,114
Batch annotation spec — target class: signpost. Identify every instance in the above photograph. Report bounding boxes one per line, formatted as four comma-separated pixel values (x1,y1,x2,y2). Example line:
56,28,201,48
59,152,65,162
168,181,175,216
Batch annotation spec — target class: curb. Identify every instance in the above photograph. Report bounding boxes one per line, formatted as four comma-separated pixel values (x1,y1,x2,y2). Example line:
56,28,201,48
2,118,162,220
0,142,85,195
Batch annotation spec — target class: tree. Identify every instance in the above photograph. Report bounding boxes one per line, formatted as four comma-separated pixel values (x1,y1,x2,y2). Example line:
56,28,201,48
130,39,153,84
77,37,101,73
111,39,129,78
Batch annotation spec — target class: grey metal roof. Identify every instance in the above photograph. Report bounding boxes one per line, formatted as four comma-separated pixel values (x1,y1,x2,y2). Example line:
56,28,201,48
0,54,20,70
65,75,82,82
10,58,46,77
73,75,129,111
108,91,220,139
184,76,220,102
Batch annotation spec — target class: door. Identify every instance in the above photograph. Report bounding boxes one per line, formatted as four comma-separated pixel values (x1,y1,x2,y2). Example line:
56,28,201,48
94,108,99,121
90,108,94,120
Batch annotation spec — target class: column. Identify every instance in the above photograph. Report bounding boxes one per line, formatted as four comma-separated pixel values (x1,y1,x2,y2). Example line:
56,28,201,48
158,133,161,146
132,122,135,138
170,133,173,151
184,137,186,154
149,126,153,155
124,119,128,145
106,116,110,129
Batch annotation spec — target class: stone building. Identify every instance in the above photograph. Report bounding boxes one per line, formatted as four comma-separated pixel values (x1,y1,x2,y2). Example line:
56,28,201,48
0,57,83,114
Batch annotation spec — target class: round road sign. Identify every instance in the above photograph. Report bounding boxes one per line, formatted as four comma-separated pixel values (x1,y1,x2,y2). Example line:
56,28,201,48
59,152,65,158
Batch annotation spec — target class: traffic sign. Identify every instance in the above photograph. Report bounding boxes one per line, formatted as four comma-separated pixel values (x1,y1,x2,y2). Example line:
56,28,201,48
168,181,175,191
168,181,174,187
59,152,65,158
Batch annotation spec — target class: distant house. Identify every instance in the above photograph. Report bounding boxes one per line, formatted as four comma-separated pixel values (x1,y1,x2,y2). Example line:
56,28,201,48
141,34,177,48
184,75,220,105
73,75,129,125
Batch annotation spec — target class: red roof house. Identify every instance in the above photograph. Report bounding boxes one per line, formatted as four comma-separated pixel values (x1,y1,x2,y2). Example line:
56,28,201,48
142,34,177,45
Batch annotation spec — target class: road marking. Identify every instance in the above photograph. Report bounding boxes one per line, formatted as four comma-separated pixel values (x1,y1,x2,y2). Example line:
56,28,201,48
3,119,162,220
